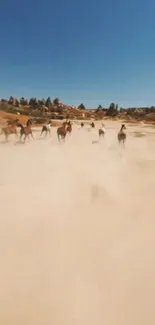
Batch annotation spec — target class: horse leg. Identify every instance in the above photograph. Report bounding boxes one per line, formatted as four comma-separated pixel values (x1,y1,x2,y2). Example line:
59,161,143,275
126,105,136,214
15,131,19,141
40,129,44,137
30,131,34,139
5,133,8,142
24,135,27,143
57,132,61,143
19,128,24,141
20,133,23,142
121,140,124,148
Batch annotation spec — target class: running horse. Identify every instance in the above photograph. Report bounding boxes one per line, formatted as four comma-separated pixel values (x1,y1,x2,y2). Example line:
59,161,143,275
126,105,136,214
98,124,106,138
90,122,95,128
57,121,68,142
66,121,72,135
40,120,52,138
0,119,19,141
118,124,126,146
18,120,34,143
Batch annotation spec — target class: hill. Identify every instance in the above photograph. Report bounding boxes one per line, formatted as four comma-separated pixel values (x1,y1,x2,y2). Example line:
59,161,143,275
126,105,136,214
1,97,155,124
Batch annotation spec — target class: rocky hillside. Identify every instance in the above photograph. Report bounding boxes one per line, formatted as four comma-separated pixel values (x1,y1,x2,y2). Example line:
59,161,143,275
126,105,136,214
1,97,155,124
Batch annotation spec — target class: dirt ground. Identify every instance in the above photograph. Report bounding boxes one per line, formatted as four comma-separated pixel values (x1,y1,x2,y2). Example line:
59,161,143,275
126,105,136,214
0,121,155,324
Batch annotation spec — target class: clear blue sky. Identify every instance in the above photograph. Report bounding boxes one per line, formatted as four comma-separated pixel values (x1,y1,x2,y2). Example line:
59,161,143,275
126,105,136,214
0,0,155,108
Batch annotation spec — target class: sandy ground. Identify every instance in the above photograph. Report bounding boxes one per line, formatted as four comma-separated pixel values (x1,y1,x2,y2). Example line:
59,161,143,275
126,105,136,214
0,121,155,324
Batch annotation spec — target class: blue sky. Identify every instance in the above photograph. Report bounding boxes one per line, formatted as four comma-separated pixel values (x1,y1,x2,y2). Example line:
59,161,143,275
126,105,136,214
0,0,155,108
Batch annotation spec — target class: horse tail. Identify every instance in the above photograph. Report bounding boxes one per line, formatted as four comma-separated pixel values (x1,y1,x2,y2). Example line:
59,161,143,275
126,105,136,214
118,134,121,144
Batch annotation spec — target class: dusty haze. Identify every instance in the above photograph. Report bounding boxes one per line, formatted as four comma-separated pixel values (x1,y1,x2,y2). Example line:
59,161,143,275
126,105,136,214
0,121,155,324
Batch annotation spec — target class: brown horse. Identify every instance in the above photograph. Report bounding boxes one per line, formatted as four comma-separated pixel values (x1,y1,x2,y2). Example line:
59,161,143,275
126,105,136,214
66,121,72,135
0,119,19,141
90,122,95,128
118,124,126,146
57,121,68,142
18,123,34,143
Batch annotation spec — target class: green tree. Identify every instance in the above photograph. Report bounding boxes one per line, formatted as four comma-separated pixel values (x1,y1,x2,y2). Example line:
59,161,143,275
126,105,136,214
15,98,19,107
1,99,7,103
78,103,86,110
106,103,118,116
96,105,103,112
8,96,14,104
150,106,155,112
29,98,38,108
20,97,28,106
29,98,33,106
53,98,60,105
39,98,46,106
46,97,52,108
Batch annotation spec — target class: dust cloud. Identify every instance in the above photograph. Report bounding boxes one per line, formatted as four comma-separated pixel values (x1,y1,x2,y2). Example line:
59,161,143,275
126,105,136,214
0,121,155,324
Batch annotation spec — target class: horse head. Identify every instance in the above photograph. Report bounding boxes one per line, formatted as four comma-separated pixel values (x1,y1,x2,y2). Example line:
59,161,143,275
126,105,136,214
121,124,126,132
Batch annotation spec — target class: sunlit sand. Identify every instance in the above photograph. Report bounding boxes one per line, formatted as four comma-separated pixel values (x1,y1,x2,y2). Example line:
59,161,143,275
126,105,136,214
0,121,154,324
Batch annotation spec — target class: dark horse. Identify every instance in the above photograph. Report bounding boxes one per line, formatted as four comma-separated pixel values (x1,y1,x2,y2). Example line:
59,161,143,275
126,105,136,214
118,124,126,146
98,129,105,138
90,122,95,128
0,119,19,141
18,122,34,143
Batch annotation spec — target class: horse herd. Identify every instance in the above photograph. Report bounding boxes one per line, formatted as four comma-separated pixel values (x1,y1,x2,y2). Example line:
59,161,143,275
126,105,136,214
0,118,127,146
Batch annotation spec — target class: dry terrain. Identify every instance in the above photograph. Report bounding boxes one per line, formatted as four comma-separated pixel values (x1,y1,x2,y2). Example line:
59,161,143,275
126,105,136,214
0,121,155,325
